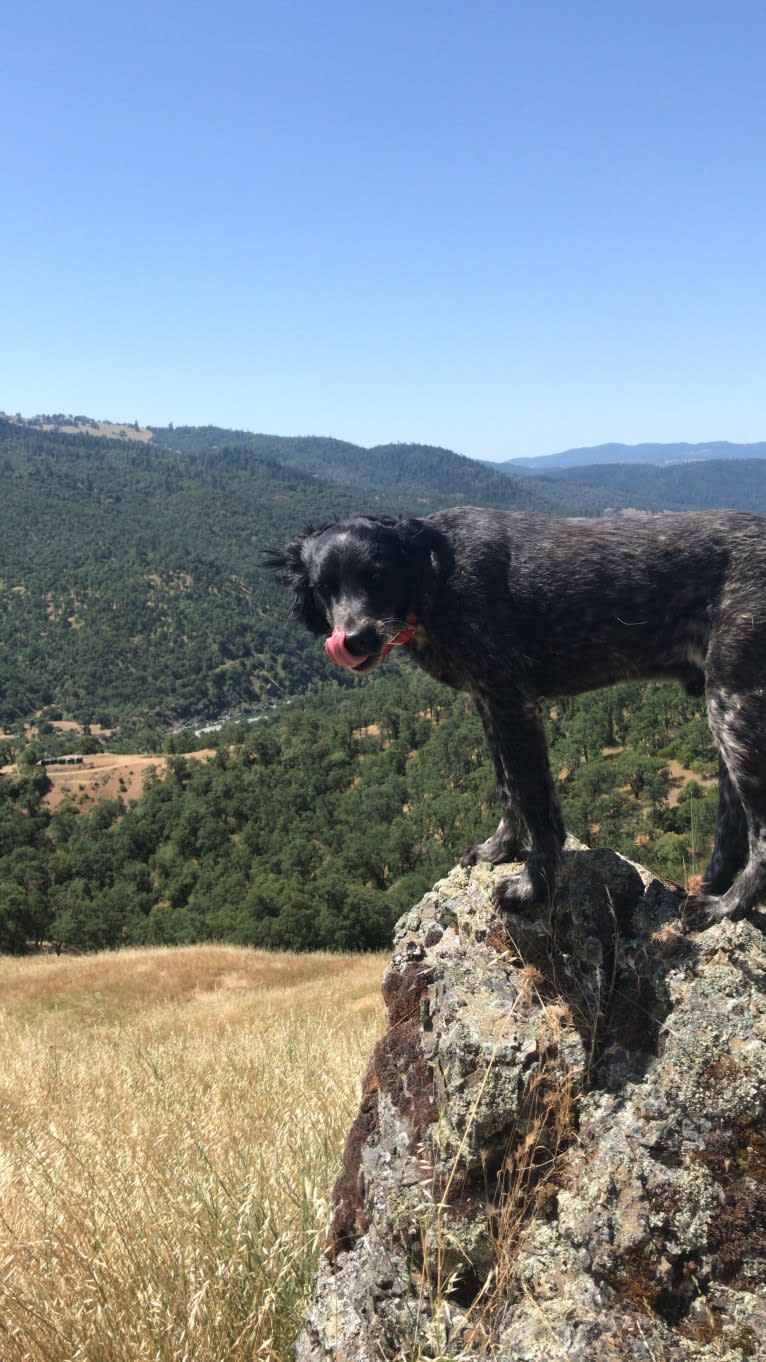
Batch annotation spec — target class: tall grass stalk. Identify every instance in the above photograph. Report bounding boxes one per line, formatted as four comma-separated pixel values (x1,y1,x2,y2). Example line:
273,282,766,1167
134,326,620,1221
0,944,384,1362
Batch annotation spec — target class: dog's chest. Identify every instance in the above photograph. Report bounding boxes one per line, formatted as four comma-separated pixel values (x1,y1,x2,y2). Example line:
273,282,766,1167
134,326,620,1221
409,628,470,690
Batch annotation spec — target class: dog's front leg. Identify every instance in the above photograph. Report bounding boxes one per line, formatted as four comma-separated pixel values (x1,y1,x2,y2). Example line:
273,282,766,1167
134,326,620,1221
464,695,565,910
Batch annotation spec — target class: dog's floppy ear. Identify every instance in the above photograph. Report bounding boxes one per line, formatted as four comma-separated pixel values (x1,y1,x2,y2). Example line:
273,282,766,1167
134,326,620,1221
263,535,327,633
394,517,453,615
262,536,306,591
395,517,452,566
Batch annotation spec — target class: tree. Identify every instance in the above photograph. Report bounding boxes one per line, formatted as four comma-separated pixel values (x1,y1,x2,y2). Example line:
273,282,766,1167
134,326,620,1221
0,882,37,952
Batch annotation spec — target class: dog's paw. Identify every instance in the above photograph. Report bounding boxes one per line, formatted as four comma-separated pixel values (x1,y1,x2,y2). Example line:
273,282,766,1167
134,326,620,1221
681,889,748,930
460,843,481,867
461,836,526,868
491,871,542,911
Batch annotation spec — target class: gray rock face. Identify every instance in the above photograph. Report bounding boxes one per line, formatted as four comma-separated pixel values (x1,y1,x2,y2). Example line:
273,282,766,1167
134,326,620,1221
296,849,766,1361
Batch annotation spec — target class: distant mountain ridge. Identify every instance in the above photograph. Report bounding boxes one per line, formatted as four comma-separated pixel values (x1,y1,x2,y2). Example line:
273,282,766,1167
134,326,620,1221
148,425,556,510
8,412,766,477
533,458,766,513
499,440,766,472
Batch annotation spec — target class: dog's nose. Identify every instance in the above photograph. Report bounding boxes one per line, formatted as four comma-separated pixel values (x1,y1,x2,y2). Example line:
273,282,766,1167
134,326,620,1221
343,625,377,658
325,624,378,669
325,629,362,668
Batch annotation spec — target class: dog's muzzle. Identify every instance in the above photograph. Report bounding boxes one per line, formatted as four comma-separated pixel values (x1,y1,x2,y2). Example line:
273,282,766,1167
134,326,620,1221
324,616,418,670
325,628,367,668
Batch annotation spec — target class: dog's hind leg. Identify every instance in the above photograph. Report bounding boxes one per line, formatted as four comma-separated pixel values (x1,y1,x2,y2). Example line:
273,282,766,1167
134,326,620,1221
703,685,766,922
464,695,565,909
701,756,749,896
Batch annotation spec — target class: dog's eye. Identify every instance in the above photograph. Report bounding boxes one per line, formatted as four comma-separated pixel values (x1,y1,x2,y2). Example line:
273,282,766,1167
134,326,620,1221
369,569,384,583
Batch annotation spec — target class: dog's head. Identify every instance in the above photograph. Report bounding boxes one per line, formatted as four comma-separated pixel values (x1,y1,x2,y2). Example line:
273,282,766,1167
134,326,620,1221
266,514,447,674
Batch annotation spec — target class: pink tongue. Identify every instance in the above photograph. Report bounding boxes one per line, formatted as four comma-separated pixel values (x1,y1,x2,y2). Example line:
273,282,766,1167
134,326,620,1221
325,628,368,668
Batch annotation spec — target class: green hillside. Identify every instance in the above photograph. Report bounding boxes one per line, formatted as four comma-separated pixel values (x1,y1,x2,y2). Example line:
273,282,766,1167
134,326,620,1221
536,458,766,512
0,420,374,728
0,418,591,732
150,424,559,508
0,665,716,955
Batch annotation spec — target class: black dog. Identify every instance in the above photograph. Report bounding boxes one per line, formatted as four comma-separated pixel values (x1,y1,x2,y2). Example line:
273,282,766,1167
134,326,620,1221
269,507,766,924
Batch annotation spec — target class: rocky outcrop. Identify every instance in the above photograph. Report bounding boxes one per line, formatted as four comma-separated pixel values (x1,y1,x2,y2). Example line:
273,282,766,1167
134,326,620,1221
296,846,766,1362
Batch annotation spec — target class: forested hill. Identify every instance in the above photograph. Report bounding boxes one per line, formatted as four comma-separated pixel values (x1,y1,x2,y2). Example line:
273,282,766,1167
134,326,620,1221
533,458,766,513
0,668,719,954
0,419,565,732
149,424,556,508
0,420,379,729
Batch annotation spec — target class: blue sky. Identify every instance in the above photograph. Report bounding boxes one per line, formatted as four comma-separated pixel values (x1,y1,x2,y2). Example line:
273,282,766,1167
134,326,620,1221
3,0,766,460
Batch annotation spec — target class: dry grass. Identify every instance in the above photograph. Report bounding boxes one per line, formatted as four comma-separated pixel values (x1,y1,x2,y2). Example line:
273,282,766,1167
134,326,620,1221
1,750,219,813
39,753,170,812
6,417,154,444
0,944,385,1361
665,758,717,807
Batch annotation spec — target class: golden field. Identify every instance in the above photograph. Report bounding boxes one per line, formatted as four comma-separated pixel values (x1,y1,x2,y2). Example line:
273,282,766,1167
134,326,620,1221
0,945,386,1361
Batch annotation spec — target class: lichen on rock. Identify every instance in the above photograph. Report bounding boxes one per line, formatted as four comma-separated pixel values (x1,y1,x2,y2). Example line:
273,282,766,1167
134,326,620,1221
296,847,766,1362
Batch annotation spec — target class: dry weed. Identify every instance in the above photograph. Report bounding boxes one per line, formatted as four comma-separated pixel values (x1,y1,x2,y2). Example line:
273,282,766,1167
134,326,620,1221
0,944,385,1362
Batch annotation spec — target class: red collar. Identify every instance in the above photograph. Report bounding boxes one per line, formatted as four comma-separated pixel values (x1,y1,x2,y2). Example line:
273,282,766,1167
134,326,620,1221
381,613,418,658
